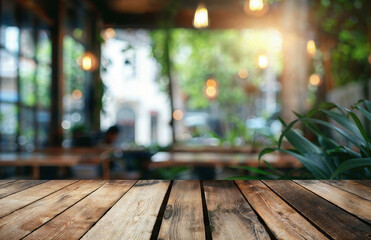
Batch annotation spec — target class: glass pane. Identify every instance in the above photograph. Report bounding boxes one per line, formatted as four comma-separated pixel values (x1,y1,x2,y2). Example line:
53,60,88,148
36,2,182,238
20,108,35,152
20,12,35,58
20,57,36,106
63,36,86,134
0,49,18,102
0,103,18,151
36,64,51,108
37,110,50,148
0,0,19,53
36,29,51,63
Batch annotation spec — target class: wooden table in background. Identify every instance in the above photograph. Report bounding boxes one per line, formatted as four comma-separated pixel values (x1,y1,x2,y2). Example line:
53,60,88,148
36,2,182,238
0,180,369,239
0,152,110,180
150,151,302,168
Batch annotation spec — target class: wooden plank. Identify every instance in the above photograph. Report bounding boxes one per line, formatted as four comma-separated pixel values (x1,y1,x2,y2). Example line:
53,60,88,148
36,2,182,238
295,180,371,224
352,180,371,188
264,180,371,239
236,180,328,240
322,180,371,201
0,180,105,239
0,180,17,187
0,180,46,199
203,181,269,240
24,180,136,240
0,180,76,218
157,180,205,240
81,180,170,240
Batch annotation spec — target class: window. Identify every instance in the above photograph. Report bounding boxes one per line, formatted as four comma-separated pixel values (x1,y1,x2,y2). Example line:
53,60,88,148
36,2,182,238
0,1,52,151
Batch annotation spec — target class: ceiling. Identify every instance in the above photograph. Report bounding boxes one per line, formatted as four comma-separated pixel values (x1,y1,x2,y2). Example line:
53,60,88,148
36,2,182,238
90,0,284,29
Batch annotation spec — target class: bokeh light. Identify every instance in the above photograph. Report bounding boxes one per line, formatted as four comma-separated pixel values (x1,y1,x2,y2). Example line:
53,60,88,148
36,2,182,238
72,89,83,99
307,40,316,57
249,0,264,11
79,52,98,71
238,69,249,78
173,110,184,120
309,74,321,86
258,54,268,69
193,3,208,29
205,86,217,99
206,78,217,87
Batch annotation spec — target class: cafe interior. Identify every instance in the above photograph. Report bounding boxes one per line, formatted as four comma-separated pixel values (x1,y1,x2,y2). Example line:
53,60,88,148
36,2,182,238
0,0,370,181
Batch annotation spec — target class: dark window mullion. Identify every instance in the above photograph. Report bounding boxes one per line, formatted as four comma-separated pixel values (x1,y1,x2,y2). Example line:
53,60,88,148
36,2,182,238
15,4,21,152
33,18,39,149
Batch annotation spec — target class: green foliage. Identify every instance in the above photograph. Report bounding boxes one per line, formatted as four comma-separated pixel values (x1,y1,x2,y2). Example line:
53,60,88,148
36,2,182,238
150,29,282,114
260,99,371,180
313,0,370,87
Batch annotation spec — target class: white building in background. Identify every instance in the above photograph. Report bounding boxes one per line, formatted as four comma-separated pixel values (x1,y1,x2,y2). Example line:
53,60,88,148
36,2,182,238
100,30,172,146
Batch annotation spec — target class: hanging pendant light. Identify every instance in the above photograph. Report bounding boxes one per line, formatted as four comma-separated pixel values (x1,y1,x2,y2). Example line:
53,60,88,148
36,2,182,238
78,51,99,71
244,0,269,17
193,2,209,29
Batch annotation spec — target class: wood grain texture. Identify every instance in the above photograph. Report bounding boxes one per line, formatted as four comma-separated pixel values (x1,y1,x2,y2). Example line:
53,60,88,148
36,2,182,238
295,180,371,224
0,180,17,187
353,180,371,188
0,180,76,218
236,180,328,240
81,180,170,240
24,180,136,240
0,180,104,240
322,180,371,201
264,180,371,240
0,180,46,199
157,180,205,240
203,181,269,240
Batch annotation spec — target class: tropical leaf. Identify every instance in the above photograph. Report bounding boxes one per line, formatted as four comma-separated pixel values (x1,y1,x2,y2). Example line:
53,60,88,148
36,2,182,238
331,158,371,179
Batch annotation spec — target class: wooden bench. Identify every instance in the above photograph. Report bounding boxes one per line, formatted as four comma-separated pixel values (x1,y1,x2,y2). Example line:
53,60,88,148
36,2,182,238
0,180,369,239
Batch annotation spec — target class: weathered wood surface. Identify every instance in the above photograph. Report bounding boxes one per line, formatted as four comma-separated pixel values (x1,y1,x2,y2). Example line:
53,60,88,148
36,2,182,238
0,180,104,239
0,180,46,199
0,180,76,218
295,180,371,225
236,180,328,239
204,181,269,240
157,180,205,240
24,180,136,240
264,180,371,239
81,180,170,240
0,180,369,240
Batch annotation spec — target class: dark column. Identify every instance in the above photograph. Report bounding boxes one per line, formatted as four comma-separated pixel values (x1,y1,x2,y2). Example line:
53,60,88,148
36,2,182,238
50,0,65,146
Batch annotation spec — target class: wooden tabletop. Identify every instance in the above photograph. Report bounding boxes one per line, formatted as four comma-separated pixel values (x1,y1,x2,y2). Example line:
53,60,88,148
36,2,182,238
0,153,110,180
150,152,302,168
0,180,370,239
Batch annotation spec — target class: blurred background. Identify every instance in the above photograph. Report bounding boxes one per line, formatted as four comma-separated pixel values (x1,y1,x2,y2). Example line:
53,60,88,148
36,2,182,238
0,0,370,180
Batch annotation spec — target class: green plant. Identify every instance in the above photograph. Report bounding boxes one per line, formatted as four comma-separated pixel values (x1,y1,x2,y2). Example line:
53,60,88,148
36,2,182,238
259,99,371,180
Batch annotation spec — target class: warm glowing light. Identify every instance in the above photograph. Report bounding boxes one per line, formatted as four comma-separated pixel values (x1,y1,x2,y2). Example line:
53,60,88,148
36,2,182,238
173,110,184,121
238,69,249,79
309,74,321,86
82,57,92,70
244,0,268,17
102,28,116,40
205,86,217,99
258,54,268,69
72,89,83,99
307,40,316,56
206,78,217,87
79,52,98,71
193,3,208,29
368,54,371,64
249,0,264,11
